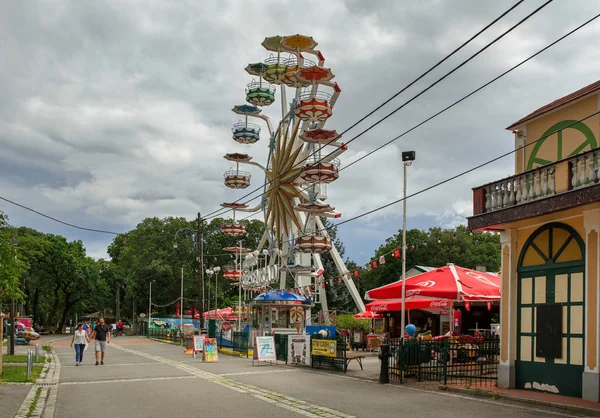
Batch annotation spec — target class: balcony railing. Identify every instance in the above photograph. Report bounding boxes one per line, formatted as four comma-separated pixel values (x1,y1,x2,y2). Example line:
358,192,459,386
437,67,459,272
472,147,600,215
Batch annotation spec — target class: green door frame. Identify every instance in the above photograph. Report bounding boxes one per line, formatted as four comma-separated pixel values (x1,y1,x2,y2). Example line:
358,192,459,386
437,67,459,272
516,222,585,398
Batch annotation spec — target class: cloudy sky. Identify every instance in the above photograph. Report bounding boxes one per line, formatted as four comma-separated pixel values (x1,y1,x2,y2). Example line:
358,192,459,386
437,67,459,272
1,0,599,265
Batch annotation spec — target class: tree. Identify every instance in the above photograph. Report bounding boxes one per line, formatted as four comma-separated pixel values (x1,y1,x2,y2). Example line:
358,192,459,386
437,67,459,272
107,216,266,318
359,225,501,293
321,219,358,314
0,212,23,302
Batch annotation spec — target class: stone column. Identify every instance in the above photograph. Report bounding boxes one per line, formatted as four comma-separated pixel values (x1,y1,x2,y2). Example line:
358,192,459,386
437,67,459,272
498,229,518,389
583,209,600,402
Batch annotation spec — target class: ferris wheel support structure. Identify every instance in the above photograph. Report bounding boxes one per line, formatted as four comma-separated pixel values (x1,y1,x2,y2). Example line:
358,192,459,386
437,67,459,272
221,35,365,323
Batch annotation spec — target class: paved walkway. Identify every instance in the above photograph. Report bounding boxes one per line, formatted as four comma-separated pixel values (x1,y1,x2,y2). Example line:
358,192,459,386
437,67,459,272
33,336,594,417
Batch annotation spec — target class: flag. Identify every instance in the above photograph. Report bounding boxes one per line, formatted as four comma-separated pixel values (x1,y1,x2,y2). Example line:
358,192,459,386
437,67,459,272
337,276,342,285
353,269,360,278
379,255,386,265
366,263,372,271
392,247,401,258
321,281,326,289
371,260,378,269
329,279,333,287
465,301,471,311
487,301,491,311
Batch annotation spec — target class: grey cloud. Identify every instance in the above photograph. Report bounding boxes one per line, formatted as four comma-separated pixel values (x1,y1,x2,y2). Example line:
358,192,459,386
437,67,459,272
1,0,599,261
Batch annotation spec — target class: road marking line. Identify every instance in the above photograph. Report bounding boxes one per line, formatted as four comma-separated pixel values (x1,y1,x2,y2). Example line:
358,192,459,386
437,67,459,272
219,369,299,376
59,375,199,385
62,362,158,368
111,343,354,418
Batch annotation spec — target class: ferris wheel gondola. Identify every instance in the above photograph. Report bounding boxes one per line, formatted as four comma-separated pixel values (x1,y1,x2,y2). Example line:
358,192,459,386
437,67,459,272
220,34,366,322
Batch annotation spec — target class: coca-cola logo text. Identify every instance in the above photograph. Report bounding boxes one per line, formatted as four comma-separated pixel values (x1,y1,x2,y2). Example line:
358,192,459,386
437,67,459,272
416,280,436,288
429,300,449,308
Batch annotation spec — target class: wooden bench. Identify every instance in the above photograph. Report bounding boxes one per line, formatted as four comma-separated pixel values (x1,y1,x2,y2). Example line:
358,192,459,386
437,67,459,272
312,353,365,373
344,354,364,371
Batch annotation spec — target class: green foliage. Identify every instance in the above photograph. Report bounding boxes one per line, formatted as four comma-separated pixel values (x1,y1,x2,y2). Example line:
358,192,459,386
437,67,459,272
0,365,43,383
335,314,370,331
0,212,106,332
107,216,265,316
0,212,25,301
360,225,501,293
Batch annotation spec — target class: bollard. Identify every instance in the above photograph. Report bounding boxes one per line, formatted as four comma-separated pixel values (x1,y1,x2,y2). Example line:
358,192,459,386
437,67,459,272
378,343,391,384
35,344,39,362
26,350,32,380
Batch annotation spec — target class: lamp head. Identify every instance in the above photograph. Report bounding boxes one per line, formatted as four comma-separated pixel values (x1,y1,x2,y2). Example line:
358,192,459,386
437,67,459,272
213,266,221,272
401,150,416,162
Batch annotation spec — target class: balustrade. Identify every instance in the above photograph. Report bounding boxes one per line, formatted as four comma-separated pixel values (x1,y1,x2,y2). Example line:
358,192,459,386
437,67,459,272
473,147,600,215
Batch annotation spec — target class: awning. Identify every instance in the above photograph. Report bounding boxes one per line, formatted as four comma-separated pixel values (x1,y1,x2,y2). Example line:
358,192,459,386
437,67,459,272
365,263,501,301
366,298,452,314
353,311,383,319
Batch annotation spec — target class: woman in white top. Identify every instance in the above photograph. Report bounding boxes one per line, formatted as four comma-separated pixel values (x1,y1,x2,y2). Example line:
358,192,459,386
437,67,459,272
71,323,91,366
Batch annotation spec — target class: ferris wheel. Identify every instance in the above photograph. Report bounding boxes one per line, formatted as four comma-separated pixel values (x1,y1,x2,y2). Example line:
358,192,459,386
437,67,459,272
220,34,366,322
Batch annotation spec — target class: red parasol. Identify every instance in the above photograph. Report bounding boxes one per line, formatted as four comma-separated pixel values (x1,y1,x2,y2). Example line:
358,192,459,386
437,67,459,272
364,264,501,301
353,311,383,319
366,298,452,312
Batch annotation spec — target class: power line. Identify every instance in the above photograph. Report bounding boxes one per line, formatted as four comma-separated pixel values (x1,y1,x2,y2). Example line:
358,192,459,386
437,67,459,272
266,109,600,247
217,3,592,220
335,110,600,227
203,0,529,220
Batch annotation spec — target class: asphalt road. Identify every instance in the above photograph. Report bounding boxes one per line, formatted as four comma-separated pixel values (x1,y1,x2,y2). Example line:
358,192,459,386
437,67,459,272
45,336,591,418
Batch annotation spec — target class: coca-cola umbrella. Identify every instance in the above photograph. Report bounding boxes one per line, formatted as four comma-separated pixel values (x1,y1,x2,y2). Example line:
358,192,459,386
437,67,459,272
366,298,452,313
353,311,383,319
364,263,501,302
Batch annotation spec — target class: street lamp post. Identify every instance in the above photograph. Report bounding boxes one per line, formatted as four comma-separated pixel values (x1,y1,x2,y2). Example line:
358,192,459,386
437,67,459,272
173,228,196,332
180,266,184,333
148,280,155,337
206,269,214,315
213,266,221,311
237,240,243,331
400,151,415,338
206,267,222,317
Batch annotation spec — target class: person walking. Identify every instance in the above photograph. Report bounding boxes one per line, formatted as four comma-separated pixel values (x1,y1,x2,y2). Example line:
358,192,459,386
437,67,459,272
92,317,111,366
70,323,90,366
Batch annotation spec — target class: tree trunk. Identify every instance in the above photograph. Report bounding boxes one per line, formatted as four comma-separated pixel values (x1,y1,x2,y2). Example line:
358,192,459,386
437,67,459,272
45,285,61,329
57,293,78,333
32,288,40,325
116,284,120,321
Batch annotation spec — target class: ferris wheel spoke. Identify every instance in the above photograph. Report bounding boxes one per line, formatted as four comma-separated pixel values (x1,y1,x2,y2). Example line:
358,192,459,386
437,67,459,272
224,34,361,322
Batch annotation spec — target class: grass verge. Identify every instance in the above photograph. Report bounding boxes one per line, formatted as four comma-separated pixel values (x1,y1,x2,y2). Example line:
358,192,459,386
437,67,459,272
2,354,30,363
0,365,43,383
27,387,42,417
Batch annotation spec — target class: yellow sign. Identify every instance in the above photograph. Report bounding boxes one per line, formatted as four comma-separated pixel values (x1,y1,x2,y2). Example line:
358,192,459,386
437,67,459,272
311,339,337,358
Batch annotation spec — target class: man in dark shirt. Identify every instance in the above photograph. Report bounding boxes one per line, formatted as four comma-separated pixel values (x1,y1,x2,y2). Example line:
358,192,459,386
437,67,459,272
92,317,111,365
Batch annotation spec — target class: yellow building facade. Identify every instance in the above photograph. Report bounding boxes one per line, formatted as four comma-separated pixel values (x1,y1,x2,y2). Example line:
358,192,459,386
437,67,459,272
468,81,600,401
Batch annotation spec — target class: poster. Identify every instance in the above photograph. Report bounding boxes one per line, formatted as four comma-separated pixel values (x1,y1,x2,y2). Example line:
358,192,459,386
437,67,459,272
204,338,218,362
193,335,205,353
374,319,384,334
287,335,310,365
311,339,337,358
255,336,277,362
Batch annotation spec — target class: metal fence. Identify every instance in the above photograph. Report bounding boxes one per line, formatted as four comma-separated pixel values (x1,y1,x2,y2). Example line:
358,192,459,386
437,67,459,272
388,336,499,387
148,328,183,346
233,332,249,357
271,333,288,362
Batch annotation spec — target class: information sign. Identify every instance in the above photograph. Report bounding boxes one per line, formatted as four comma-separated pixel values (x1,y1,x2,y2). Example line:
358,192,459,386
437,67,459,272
203,338,218,362
193,335,205,353
311,339,337,358
254,335,277,363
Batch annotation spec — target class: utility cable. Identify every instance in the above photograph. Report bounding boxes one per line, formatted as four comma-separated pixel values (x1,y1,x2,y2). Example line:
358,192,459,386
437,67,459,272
202,0,531,220
217,6,595,224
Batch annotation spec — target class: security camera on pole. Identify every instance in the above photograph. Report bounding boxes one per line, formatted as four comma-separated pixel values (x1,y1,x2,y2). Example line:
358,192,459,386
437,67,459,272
400,151,415,338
